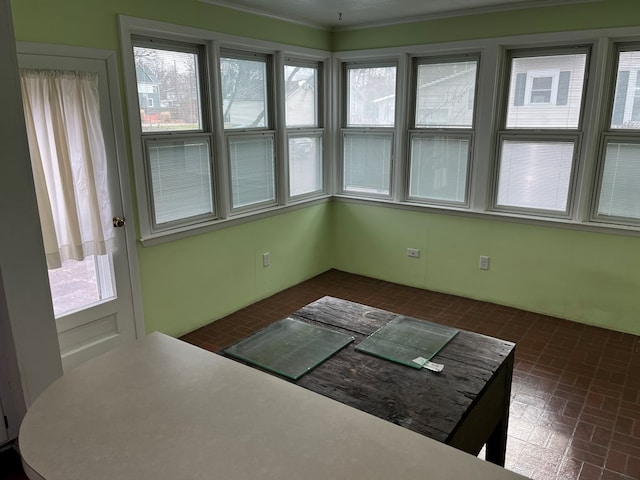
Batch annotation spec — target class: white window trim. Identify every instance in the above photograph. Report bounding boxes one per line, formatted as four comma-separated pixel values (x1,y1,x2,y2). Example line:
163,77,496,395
119,15,331,245
121,17,640,246
333,27,640,238
491,47,590,218
283,57,326,200
591,42,640,227
339,59,401,199
406,54,480,207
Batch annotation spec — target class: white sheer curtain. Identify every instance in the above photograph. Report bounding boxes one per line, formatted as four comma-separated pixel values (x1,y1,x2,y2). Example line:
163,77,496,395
20,69,115,269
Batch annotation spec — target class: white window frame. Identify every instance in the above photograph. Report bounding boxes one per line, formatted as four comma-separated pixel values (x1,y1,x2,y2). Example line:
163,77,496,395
220,50,278,214
591,42,640,226
491,47,590,219
132,36,216,232
284,58,325,200
339,60,399,199
144,134,216,230
406,54,479,207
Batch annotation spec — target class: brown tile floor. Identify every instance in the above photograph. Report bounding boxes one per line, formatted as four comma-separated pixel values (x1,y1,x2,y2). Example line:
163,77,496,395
181,269,640,480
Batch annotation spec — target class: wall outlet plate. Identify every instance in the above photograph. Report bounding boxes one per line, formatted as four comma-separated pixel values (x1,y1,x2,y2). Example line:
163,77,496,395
407,248,420,258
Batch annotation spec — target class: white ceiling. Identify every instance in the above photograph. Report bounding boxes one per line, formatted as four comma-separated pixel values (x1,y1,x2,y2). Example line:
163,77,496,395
200,0,600,30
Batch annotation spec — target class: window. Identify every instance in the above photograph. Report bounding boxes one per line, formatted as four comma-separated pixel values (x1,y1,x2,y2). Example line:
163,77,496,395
494,49,588,216
529,75,553,103
593,46,640,224
124,23,332,241
408,57,478,205
133,38,215,230
611,50,640,129
221,52,276,211
123,19,640,243
342,63,397,196
285,61,323,197
146,137,214,223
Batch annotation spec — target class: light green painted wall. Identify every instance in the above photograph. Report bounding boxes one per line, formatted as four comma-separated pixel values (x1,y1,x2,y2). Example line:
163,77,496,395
333,0,638,51
11,0,331,51
332,202,640,335
139,204,333,336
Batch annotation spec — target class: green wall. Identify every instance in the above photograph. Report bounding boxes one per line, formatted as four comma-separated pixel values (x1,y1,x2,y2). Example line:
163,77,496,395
11,0,331,51
333,0,638,51
10,0,640,337
139,204,333,336
332,202,640,335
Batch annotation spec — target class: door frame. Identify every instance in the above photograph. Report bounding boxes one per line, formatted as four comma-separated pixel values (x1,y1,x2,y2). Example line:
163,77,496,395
17,41,145,341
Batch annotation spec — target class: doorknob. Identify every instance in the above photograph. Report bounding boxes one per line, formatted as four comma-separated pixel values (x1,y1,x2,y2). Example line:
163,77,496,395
112,216,126,228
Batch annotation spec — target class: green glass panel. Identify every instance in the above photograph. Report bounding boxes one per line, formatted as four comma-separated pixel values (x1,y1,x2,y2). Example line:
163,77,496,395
224,317,354,380
355,316,458,368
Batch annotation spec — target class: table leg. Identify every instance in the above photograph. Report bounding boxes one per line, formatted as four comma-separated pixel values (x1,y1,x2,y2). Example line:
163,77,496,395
485,416,508,466
485,352,513,467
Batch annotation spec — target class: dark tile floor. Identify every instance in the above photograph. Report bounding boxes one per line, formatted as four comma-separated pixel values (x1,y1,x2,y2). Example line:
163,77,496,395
181,269,640,480
3,269,637,480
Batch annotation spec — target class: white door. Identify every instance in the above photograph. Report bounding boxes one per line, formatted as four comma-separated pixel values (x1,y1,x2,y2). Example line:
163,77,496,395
18,48,143,372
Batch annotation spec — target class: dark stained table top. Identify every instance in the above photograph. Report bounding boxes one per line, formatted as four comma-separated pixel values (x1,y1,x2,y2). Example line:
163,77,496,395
286,296,516,443
222,295,516,450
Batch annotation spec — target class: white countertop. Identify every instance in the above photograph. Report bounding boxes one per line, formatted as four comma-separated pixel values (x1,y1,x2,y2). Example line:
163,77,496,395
19,332,528,480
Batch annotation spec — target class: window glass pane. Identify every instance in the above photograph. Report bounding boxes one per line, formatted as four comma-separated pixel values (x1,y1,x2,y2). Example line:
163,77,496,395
221,56,268,129
289,135,322,197
133,46,202,132
611,50,640,129
497,140,574,212
506,53,586,129
285,65,317,127
343,134,392,194
347,66,396,127
597,142,640,219
48,255,115,318
229,136,275,208
148,139,213,225
409,136,469,203
415,60,477,128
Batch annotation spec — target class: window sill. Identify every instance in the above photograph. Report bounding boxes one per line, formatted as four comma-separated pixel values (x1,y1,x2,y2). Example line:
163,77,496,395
138,196,331,247
333,195,640,238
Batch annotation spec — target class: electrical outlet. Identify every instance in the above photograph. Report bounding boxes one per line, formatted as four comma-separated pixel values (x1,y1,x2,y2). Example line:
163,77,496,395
262,252,270,268
479,256,490,270
407,248,420,258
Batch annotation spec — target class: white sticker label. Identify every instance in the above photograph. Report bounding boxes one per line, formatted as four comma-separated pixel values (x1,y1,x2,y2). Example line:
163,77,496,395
412,357,444,372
